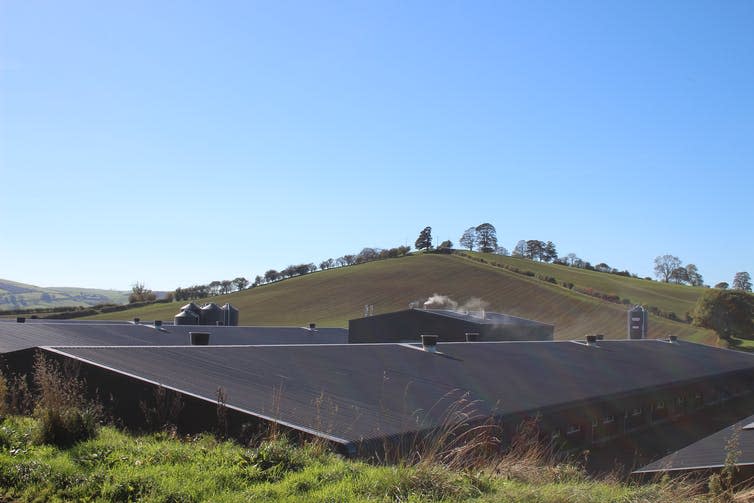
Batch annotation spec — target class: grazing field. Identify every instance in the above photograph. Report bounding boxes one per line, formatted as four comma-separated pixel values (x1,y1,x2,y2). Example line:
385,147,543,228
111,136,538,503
0,278,129,311
466,252,704,318
85,253,717,344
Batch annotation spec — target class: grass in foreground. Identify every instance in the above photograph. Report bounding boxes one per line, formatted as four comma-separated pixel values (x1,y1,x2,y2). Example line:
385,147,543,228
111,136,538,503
0,415,715,503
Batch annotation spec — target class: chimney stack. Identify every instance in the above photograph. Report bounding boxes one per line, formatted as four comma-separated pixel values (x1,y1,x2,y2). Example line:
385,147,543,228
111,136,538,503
133,317,140,324
421,334,439,352
585,335,598,345
309,323,316,330
669,335,678,343
154,320,162,328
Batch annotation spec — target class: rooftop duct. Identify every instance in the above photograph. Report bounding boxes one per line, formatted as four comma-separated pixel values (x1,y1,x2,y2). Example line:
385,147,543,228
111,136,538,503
190,332,210,346
421,334,439,352
465,332,479,342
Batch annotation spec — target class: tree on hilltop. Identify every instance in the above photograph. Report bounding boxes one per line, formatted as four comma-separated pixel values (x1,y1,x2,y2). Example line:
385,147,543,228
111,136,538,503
415,227,433,251
654,255,682,283
670,267,689,285
513,240,527,257
733,272,752,292
543,241,557,263
129,282,156,303
232,277,248,291
685,264,704,287
475,223,498,253
459,227,476,251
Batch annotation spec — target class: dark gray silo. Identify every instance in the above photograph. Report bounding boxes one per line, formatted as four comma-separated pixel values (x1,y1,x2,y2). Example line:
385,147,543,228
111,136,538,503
180,302,201,315
628,306,648,339
200,303,223,326
174,309,199,326
221,303,239,326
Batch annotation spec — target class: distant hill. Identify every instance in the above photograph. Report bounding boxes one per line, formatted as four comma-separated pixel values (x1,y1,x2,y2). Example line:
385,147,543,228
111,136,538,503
84,253,718,344
0,279,129,311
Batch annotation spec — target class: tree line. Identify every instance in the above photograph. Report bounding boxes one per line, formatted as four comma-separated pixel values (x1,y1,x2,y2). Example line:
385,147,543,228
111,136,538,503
416,224,751,291
168,245,413,301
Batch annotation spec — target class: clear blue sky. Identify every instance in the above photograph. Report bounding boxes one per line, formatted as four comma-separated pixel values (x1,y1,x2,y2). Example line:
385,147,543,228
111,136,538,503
1,1,752,291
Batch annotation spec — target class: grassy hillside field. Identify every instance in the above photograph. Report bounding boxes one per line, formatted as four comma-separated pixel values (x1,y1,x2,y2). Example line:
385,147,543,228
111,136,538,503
467,252,703,318
0,279,129,311
85,253,717,344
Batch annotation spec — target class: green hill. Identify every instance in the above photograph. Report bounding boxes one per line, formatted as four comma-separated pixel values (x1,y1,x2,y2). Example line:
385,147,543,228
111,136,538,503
85,253,717,344
0,279,129,311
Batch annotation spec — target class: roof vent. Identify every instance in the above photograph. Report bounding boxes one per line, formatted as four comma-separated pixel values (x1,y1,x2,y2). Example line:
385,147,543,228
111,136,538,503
190,332,210,345
585,335,598,346
421,334,439,352
133,317,140,324
16,317,25,323
465,332,479,342
669,335,678,343
309,323,316,330
154,320,162,328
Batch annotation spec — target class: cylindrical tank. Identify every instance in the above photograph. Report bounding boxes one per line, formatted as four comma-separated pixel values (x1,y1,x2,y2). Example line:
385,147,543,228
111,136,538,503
174,310,199,326
200,303,223,326
627,306,648,339
180,302,201,314
221,303,239,326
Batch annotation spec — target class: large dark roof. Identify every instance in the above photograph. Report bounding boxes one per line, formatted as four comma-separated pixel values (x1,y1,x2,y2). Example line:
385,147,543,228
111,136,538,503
0,322,347,352
43,340,754,448
635,413,754,473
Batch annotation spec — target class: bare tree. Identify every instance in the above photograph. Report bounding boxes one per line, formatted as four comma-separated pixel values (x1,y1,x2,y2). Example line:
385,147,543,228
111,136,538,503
654,255,682,282
129,282,156,303
459,227,476,251
513,240,527,257
220,280,233,294
670,267,689,284
564,253,579,266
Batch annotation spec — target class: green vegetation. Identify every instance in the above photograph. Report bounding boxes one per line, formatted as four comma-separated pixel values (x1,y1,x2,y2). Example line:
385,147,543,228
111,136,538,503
0,415,713,502
84,253,718,344
692,289,754,340
0,278,129,311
